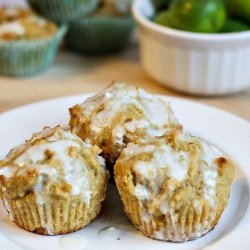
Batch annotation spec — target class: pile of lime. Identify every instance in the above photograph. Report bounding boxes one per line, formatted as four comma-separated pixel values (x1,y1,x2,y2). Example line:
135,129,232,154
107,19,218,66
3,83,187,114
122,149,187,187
153,0,250,33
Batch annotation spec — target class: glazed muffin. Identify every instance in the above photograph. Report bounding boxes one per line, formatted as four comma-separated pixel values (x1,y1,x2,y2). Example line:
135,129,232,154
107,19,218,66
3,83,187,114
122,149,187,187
70,83,179,165
114,129,234,242
65,0,134,54
0,126,109,235
0,7,57,41
0,6,32,23
0,7,67,76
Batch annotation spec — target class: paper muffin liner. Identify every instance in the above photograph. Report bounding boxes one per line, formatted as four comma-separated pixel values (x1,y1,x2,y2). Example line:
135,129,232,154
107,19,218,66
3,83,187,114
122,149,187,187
27,0,99,23
65,16,135,54
3,195,102,235
120,192,222,242
0,25,67,77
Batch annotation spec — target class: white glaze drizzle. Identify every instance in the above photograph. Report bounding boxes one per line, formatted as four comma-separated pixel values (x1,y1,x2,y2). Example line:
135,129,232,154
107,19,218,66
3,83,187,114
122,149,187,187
59,234,89,250
98,226,121,240
81,83,177,146
0,21,25,36
0,130,102,206
5,8,19,17
199,140,222,206
133,143,190,199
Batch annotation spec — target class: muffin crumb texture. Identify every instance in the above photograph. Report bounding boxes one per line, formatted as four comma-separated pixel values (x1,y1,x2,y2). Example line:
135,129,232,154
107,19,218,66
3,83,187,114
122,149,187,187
70,82,179,164
114,129,234,242
0,126,109,235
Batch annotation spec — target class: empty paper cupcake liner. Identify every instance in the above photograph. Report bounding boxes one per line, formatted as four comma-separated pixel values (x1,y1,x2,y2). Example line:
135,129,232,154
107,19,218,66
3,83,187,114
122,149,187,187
27,0,100,23
0,25,67,77
65,16,135,54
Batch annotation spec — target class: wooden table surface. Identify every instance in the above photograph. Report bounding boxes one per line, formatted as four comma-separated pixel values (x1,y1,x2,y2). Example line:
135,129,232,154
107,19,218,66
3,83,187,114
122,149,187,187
0,44,249,121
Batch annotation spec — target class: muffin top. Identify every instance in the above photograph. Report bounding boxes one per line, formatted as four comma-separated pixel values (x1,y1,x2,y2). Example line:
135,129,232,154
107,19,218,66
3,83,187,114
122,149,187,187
93,0,132,17
0,126,107,205
0,7,57,41
115,129,234,222
70,83,179,163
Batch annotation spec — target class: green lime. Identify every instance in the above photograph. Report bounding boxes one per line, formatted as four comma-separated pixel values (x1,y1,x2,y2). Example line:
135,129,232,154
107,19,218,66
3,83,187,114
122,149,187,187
154,11,173,27
220,19,249,33
167,0,226,33
225,0,250,24
153,0,172,10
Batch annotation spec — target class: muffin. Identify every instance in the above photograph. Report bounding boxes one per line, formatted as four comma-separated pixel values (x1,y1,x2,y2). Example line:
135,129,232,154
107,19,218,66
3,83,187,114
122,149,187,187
0,6,32,23
114,129,234,242
70,83,179,166
0,126,109,235
0,7,67,76
27,0,100,23
65,0,135,54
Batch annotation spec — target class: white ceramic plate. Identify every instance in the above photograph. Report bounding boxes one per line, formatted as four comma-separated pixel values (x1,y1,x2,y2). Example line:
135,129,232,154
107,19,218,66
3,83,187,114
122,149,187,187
0,94,249,250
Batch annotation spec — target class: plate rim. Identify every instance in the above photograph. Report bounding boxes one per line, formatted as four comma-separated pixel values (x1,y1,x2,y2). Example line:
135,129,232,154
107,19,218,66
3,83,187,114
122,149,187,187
0,93,249,249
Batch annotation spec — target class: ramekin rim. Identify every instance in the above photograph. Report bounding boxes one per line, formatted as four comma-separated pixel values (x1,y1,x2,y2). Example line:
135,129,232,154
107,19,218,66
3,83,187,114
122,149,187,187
132,0,250,42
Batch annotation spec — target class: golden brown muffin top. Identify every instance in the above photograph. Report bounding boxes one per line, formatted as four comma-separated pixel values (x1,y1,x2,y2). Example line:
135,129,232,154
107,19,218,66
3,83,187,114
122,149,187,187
0,126,107,205
93,0,132,17
70,83,180,163
115,129,234,220
0,7,57,41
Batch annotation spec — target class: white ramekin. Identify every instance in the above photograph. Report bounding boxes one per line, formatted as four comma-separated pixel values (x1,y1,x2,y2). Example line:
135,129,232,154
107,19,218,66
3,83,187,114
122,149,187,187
132,0,250,95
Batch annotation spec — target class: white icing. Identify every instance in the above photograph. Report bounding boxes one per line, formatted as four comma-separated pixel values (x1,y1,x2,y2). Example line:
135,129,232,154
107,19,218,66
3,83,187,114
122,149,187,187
200,141,222,166
123,143,155,158
200,141,221,206
153,212,212,241
98,226,121,240
14,139,91,204
154,230,165,240
140,210,151,223
160,201,169,214
134,144,189,199
193,199,202,212
40,217,54,235
15,140,79,164
0,21,25,36
112,125,125,145
27,16,46,26
5,8,19,17
0,166,17,178
134,184,150,200
154,225,210,242
59,234,89,250
79,83,177,147
124,119,149,133
0,129,100,206
194,223,202,231
104,91,113,99
97,155,106,168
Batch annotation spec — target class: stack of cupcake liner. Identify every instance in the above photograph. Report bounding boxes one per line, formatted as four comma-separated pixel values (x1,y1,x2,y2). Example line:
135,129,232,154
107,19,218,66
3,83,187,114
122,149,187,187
0,1,135,76
66,16,134,54
27,0,100,23
27,0,135,54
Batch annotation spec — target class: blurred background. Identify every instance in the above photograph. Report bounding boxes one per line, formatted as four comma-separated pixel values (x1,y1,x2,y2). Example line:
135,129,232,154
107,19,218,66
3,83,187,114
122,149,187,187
0,0,249,120
1,0,27,6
